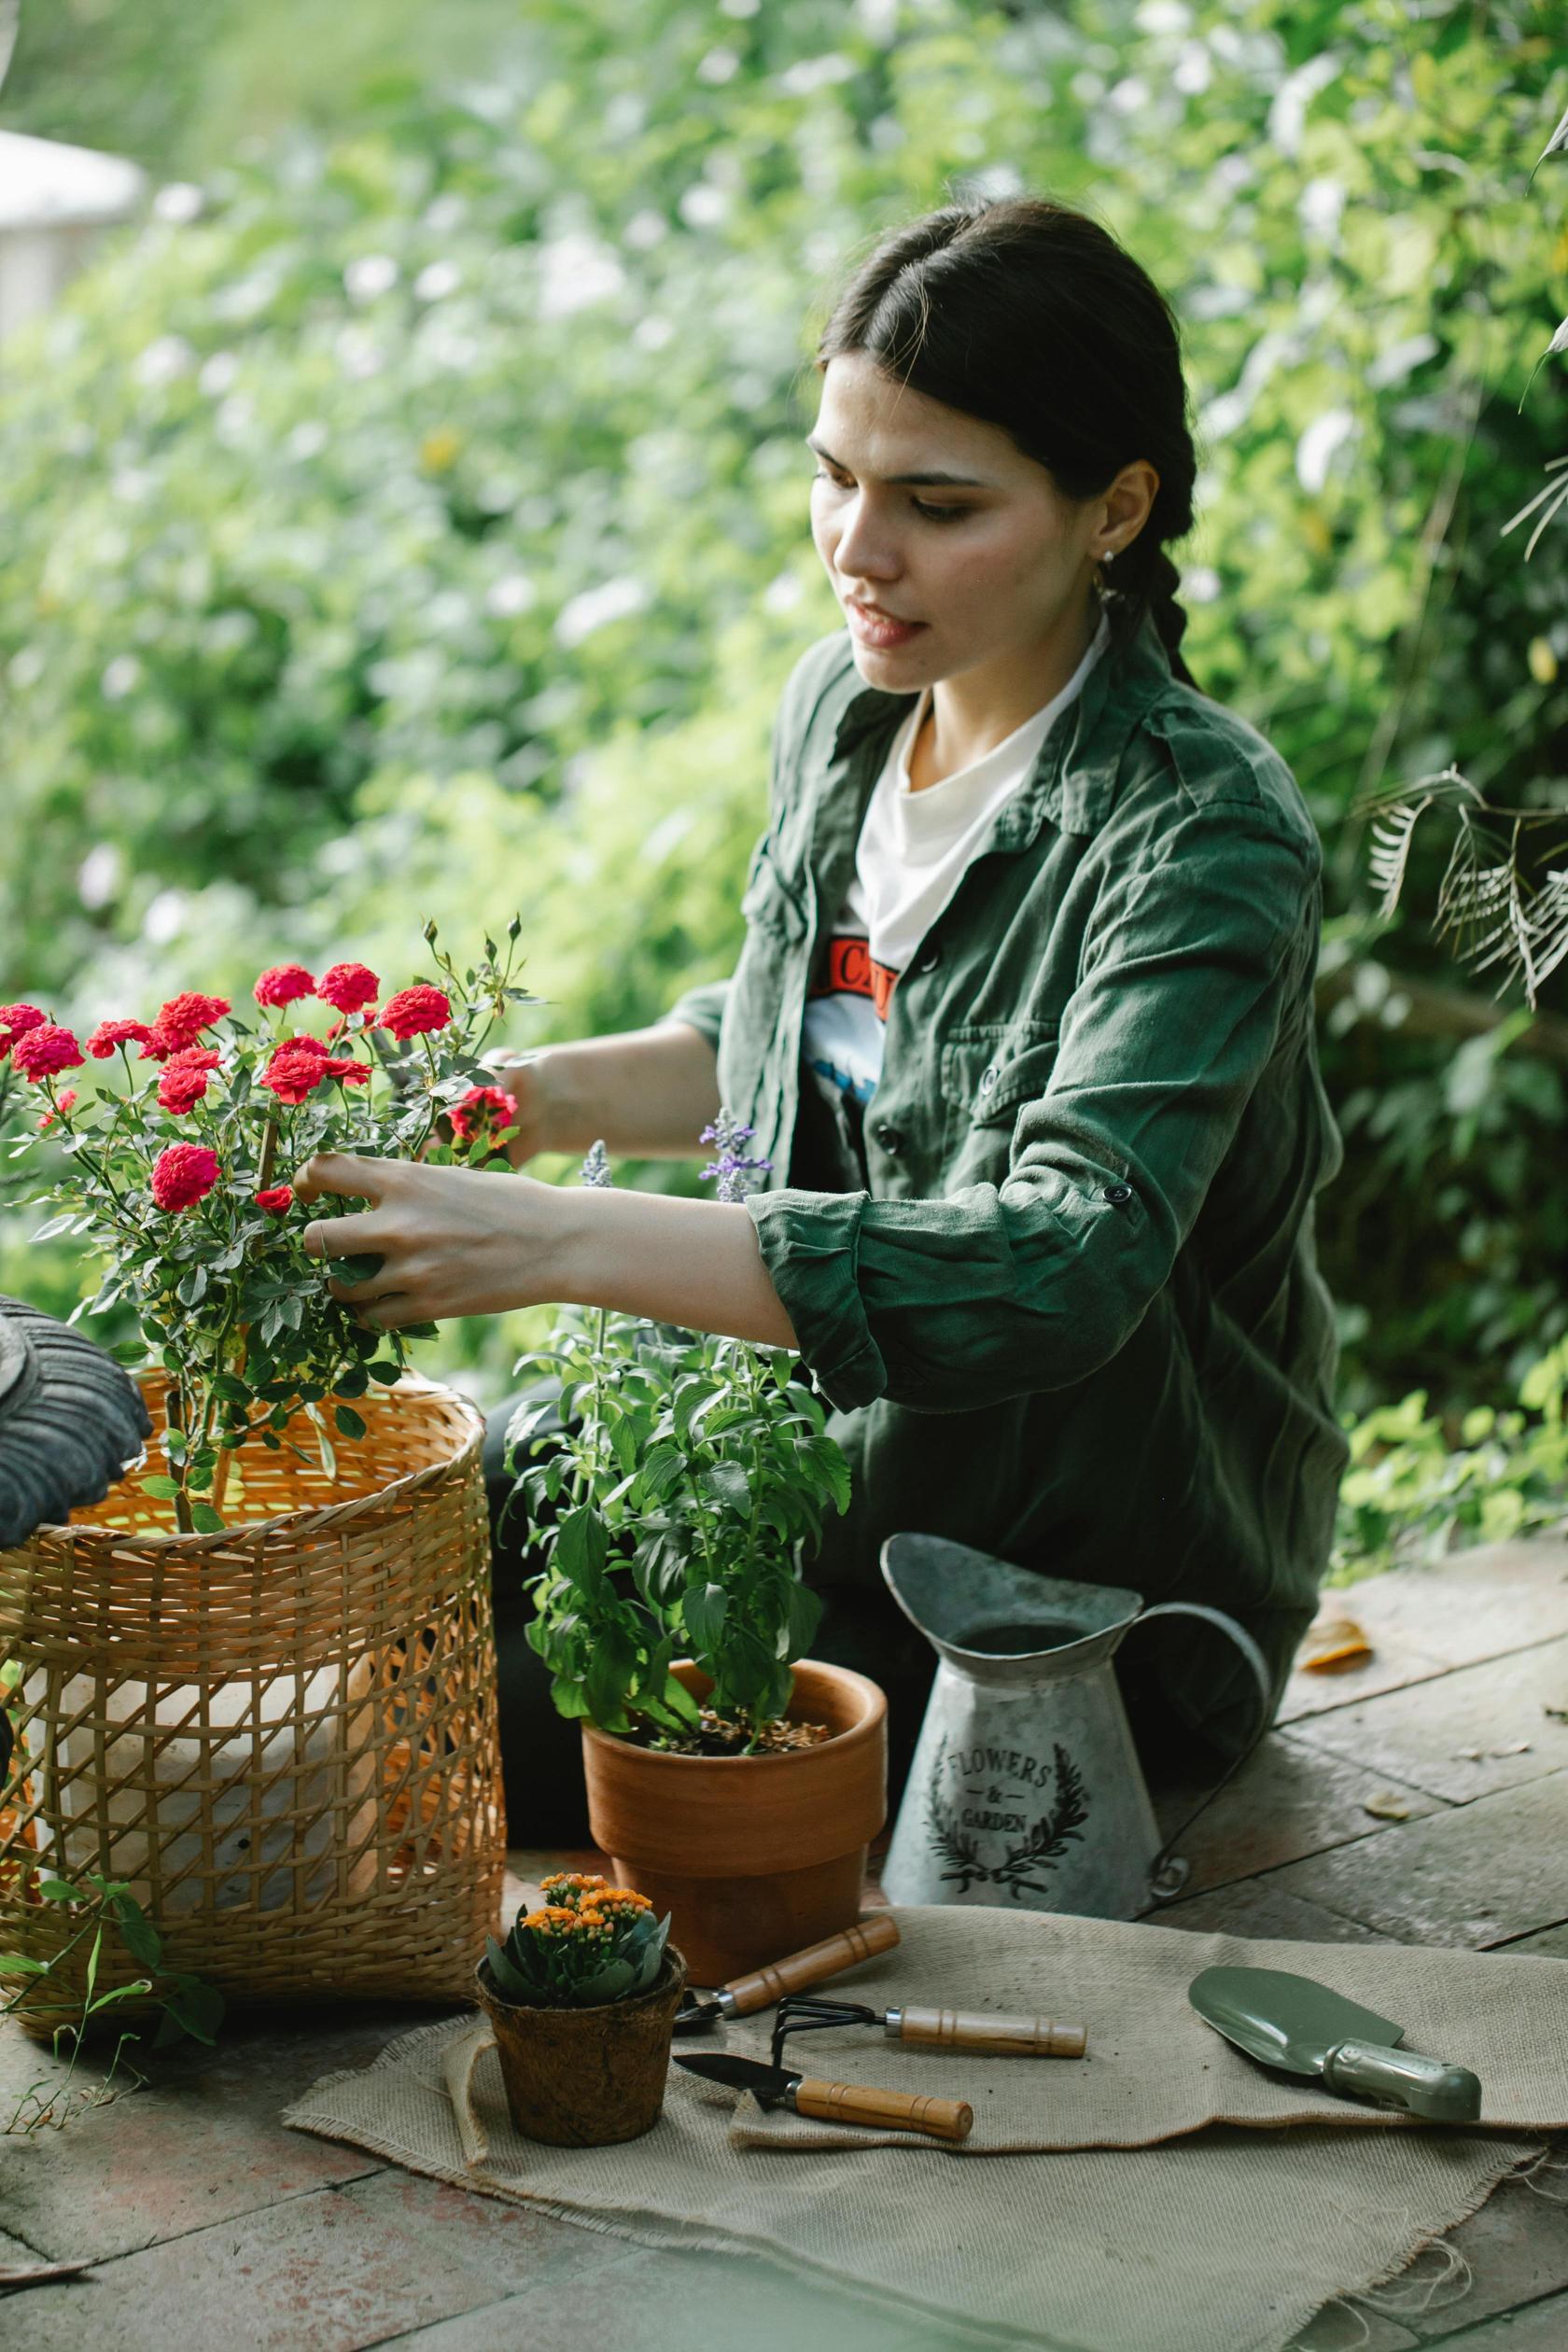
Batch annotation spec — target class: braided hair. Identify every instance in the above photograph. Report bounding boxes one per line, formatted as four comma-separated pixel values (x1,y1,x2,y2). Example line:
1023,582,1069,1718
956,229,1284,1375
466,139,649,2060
815,198,1201,691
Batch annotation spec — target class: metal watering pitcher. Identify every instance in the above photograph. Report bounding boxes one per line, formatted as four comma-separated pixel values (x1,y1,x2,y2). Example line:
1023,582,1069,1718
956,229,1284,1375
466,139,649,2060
879,1534,1272,1919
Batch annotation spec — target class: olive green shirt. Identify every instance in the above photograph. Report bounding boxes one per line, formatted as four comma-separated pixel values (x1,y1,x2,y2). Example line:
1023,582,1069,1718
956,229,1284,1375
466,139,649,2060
664,605,1348,1757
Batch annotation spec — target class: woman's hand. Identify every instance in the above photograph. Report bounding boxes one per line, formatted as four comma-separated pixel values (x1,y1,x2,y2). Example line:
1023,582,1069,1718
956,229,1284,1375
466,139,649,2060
297,1153,566,1328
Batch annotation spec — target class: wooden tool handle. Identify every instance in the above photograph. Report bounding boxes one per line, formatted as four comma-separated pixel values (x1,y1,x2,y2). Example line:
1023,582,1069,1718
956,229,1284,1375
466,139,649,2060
896,2007,1087,2058
794,2075,973,2143
723,1913,902,2015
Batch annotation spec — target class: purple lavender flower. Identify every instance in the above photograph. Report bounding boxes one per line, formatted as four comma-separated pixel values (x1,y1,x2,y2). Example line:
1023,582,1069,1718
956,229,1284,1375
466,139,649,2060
581,1139,613,1188
698,1111,771,1205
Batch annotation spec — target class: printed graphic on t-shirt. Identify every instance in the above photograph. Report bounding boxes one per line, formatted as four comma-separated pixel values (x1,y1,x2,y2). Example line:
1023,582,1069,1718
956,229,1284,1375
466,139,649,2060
805,933,896,1106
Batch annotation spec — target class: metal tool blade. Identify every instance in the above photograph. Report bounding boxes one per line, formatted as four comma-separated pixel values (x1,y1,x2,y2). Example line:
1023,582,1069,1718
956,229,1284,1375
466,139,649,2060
1189,1966,1404,2077
674,2051,795,2105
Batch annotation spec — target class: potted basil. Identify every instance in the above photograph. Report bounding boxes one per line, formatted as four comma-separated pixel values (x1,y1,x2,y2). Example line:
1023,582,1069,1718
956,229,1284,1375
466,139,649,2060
508,1122,888,1983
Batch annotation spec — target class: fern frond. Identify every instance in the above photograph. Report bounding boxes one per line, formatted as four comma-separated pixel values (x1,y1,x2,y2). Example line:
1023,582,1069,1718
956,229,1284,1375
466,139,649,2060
1367,795,1435,918
1525,870,1568,1000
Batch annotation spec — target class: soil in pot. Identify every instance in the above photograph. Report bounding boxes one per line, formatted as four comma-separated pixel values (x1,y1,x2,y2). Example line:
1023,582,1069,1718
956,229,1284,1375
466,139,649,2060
473,1948,688,2146
581,1659,888,1984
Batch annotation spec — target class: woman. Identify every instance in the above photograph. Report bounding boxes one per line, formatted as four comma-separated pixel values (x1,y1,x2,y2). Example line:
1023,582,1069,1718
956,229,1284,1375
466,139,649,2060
300,197,1349,1833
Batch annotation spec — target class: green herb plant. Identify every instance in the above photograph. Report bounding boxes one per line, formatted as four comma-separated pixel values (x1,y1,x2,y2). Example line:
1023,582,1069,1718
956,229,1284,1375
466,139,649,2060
483,1871,670,2009
0,1868,225,2135
511,1120,849,1748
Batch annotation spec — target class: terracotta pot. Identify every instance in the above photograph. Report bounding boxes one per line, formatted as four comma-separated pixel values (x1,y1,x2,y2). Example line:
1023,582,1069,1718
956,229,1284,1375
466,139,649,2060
473,1948,688,2146
581,1658,888,1983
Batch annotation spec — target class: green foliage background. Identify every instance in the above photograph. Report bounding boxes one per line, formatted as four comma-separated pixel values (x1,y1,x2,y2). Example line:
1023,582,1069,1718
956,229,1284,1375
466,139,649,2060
2,0,1566,1489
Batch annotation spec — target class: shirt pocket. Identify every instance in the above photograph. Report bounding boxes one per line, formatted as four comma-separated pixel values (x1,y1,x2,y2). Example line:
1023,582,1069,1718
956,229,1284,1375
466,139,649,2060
940,1018,1061,1179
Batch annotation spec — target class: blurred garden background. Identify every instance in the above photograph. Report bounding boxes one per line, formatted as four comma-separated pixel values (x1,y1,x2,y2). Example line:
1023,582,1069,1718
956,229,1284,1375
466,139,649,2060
1,0,1565,1572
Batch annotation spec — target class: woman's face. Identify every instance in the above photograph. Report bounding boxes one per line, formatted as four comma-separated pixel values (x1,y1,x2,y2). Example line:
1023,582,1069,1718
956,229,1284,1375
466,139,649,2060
808,352,1145,696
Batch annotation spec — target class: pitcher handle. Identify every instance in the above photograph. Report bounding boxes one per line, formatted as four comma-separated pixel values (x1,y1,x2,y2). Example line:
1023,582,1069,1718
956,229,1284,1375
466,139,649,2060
1132,1602,1274,1907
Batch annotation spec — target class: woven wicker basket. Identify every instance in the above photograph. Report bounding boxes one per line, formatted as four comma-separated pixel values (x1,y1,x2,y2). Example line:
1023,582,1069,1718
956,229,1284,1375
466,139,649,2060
0,1373,504,2038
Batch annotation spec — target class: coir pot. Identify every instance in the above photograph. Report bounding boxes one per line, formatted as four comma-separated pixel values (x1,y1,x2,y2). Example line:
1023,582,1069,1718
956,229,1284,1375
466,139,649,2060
472,1948,688,2147
581,1659,888,1983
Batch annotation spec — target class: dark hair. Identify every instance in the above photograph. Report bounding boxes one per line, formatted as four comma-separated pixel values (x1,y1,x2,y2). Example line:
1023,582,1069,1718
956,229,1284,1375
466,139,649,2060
816,197,1201,691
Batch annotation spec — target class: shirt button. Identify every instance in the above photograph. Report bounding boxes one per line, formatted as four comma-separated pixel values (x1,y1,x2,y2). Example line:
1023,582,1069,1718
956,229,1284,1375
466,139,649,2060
1104,1183,1133,1204
977,1065,1000,1097
875,1122,903,1155
916,940,941,974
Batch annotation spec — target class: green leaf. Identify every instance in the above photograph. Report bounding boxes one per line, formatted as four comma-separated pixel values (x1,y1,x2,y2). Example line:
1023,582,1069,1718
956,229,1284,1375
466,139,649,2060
333,1405,368,1439
681,1580,728,1653
37,1879,77,1902
109,1894,163,1969
367,1360,402,1385
783,1579,823,1659
141,1475,182,1500
189,1502,227,1534
554,1505,610,1598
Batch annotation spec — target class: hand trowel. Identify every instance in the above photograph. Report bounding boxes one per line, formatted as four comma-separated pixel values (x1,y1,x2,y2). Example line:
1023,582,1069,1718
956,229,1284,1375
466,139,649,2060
1189,1966,1482,2122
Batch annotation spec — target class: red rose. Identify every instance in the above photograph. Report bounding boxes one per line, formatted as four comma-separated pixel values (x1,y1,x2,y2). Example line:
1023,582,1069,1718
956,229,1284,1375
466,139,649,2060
156,1045,223,1115
315,961,380,1015
0,1004,48,1058
450,1085,518,1144
253,963,315,1008
378,984,451,1042
36,1088,77,1132
10,1023,86,1082
150,1142,220,1212
260,1041,332,1105
255,1185,294,1215
145,991,231,1056
88,1017,155,1058
323,1056,371,1086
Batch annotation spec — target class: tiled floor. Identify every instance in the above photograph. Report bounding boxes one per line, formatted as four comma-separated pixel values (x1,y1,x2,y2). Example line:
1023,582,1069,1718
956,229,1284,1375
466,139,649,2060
2,1537,1564,2351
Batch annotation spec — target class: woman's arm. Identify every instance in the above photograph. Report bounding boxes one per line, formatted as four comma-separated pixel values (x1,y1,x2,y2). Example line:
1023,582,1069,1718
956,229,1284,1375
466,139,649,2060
295,1157,798,1349
485,1019,722,1165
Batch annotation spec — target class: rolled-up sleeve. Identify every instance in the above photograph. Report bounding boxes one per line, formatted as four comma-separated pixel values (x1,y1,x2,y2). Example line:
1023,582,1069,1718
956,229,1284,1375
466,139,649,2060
749,808,1318,1415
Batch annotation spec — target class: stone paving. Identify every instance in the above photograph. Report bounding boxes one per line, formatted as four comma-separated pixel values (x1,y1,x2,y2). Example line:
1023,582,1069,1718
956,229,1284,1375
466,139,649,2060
1,1537,1564,2350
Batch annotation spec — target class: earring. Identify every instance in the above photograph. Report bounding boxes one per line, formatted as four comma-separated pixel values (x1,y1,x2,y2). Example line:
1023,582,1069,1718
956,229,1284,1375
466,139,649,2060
1094,548,1118,600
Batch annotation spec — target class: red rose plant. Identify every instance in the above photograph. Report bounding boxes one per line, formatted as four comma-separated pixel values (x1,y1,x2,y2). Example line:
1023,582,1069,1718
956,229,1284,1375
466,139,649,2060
8,919,532,1533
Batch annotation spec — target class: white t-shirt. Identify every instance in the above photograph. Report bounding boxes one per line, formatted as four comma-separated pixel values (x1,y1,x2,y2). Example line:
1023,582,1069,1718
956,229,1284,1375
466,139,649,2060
803,611,1111,1110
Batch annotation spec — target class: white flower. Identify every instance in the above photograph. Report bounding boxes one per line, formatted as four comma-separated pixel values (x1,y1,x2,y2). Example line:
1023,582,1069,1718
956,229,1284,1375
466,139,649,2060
153,182,204,225
286,420,329,461
721,0,760,15
101,655,143,702
77,845,122,910
538,232,625,320
632,315,675,352
133,335,196,389
414,259,462,302
343,254,399,304
624,209,667,250
143,889,187,945
1268,53,1343,160
8,647,44,691
1295,408,1358,495
1297,176,1345,242
485,573,538,620
553,577,649,650
697,45,741,83
677,183,729,231
1183,566,1222,605
777,52,856,96
198,351,240,397
763,572,806,615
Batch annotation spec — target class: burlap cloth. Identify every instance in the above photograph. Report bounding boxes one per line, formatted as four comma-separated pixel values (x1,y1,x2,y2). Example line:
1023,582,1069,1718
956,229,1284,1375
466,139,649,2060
285,1907,1565,2352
